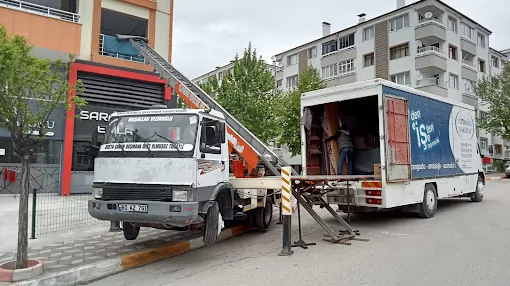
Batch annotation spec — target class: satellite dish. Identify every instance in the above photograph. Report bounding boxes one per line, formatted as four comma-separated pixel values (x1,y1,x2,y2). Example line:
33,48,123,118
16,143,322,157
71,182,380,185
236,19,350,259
277,62,284,68
424,12,433,19
415,72,424,81
416,40,423,47
271,55,276,61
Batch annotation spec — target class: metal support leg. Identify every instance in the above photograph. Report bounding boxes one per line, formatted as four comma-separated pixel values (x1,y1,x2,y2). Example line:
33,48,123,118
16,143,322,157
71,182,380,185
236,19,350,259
278,215,293,256
292,190,341,242
291,191,316,249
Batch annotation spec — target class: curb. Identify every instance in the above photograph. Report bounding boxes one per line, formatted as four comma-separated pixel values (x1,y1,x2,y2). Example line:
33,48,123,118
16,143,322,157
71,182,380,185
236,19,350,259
12,224,253,286
486,176,507,181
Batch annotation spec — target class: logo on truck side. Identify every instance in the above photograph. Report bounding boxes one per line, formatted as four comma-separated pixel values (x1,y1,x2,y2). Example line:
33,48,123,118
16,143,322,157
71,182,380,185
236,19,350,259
198,160,222,175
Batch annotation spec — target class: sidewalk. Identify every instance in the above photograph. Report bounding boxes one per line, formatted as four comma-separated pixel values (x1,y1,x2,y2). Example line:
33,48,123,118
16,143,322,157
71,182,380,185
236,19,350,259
0,228,197,272
486,173,507,181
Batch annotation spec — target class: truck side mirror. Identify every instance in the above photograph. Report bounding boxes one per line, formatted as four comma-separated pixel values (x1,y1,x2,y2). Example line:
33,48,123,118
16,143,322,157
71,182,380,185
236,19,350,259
91,128,100,149
200,125,207,152
219,122,226,143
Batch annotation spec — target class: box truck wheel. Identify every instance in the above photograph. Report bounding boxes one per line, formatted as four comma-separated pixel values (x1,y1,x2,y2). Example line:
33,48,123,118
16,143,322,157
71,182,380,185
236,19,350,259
418,184,437,218
254,197,273,230
204,201,220,247
471,175,484,202
122,222,140,240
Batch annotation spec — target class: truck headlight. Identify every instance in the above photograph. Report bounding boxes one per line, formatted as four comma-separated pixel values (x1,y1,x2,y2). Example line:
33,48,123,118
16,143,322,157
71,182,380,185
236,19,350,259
93,188,103,199
172,190,188,202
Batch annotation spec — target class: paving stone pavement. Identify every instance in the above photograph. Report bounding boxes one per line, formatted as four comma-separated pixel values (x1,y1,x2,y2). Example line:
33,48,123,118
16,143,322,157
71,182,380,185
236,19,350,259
0,228,203,272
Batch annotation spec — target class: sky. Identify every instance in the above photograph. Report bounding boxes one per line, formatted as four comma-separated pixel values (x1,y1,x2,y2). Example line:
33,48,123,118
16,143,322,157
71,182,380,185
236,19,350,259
171,0,509,79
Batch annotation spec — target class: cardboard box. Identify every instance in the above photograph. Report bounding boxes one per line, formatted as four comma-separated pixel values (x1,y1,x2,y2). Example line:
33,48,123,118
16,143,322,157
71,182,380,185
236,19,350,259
374,164,381,179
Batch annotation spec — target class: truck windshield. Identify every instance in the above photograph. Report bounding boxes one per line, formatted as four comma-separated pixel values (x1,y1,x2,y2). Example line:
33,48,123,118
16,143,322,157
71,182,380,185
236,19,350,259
102,114,198,154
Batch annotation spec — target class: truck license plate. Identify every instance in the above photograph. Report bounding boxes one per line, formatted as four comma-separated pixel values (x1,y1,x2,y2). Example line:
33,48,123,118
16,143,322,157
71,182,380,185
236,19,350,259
118,204,148,213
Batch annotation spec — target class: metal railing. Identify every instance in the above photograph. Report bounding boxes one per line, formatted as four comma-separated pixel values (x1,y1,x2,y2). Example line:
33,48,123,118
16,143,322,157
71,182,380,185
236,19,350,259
31,185,108,238
462,59,475,67
0,0,80,23
417,78,447,88
99,34,145,63
418,17,442,25
416,46,445,55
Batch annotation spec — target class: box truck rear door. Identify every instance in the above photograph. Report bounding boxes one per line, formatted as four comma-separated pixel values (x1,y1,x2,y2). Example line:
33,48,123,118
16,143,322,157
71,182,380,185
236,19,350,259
385,96,412,182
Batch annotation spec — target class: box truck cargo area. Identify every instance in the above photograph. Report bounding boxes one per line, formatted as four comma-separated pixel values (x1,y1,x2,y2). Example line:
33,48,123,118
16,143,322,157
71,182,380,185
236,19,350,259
301,79,485,218
303,95,381,177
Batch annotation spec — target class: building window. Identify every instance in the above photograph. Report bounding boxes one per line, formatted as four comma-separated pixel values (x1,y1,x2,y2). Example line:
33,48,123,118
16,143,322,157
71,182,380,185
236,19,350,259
478,59,486,73
0,138,62,165
24,0,78,13
477,33,485,48
363,26,374,41
217,71,223,81
447,16,457,32
308,46,317,59
286,75,298,89
322,40,338,55
461,23,474,40
389,14,410,32
287,54,298,66
338,59,355,74
390,72,410,86
463,78,476,94
364,53,375,67
449,73,459,89
449,45,457,60
321,64,338,79
338,33,355,50
495,144,502,155
492,56,499,68
480,137,488,150
390,43,409,60
276,80,282,88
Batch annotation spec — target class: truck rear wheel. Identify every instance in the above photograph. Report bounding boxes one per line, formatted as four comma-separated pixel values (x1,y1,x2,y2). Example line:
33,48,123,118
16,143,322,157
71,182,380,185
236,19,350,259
204,201,220,247
254,197,273,230
471,175,484,202
418,184,437,218
122,222,140,240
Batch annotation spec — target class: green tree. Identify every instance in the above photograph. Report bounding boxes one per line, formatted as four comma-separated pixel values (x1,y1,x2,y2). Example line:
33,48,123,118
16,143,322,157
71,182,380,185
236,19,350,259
278,65,325,156
0,25,85,269
476,62,510,140
199,43,279,143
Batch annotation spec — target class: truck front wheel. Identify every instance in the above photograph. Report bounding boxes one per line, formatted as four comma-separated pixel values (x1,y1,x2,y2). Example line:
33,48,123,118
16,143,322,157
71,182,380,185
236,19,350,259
418,184,437,218
122,222,140,240
204,201,221,247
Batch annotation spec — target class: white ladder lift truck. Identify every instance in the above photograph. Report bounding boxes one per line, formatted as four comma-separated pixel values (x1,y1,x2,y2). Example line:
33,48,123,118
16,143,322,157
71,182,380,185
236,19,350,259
88,38,367,247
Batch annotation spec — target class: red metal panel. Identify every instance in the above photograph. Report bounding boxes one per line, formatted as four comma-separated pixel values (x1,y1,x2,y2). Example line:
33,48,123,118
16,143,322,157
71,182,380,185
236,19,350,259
386,97,411,181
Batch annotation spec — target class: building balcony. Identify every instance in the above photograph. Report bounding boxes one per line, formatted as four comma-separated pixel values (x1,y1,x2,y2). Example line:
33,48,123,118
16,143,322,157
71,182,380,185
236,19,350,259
0,0,79,22
462,59,475,68
416,78,448,97
415,18,446,42
99,34,145,63
415,46,447,73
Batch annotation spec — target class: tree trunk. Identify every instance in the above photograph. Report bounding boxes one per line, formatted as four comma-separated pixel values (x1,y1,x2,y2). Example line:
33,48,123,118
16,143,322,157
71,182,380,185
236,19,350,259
15,157,30,269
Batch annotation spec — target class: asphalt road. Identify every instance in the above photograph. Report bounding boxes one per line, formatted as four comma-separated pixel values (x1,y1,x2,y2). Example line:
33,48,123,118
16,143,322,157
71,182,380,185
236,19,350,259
88,179,510,286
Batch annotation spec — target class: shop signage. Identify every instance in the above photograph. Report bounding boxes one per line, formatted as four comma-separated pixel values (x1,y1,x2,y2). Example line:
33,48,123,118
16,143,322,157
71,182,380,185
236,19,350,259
73,105,130,141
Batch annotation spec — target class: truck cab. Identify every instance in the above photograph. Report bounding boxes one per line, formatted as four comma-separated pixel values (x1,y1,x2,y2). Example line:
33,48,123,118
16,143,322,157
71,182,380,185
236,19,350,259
88,106,234,246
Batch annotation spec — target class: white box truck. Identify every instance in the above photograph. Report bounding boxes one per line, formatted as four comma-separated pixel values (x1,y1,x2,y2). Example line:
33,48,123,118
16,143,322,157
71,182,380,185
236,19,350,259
301,79,485,218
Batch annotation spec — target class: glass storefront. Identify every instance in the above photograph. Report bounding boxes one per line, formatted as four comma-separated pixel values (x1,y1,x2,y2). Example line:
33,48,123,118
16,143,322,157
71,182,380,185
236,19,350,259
0,138,62,164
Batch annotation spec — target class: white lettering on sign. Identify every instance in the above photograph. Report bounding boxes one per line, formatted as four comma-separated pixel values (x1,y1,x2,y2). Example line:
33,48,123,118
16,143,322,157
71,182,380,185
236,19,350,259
227,131,244,153
80,110,114,122
176,82,208,109
100,142,192,152
127,116,174,122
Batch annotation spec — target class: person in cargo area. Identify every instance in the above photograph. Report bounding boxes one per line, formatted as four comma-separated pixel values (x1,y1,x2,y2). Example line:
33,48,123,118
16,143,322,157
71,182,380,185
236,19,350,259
325,120,354,175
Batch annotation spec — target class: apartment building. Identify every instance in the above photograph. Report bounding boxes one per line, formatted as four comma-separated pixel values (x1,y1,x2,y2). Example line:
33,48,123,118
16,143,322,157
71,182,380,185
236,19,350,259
193,61,279,86
0,0,176,195
273,0,509,164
